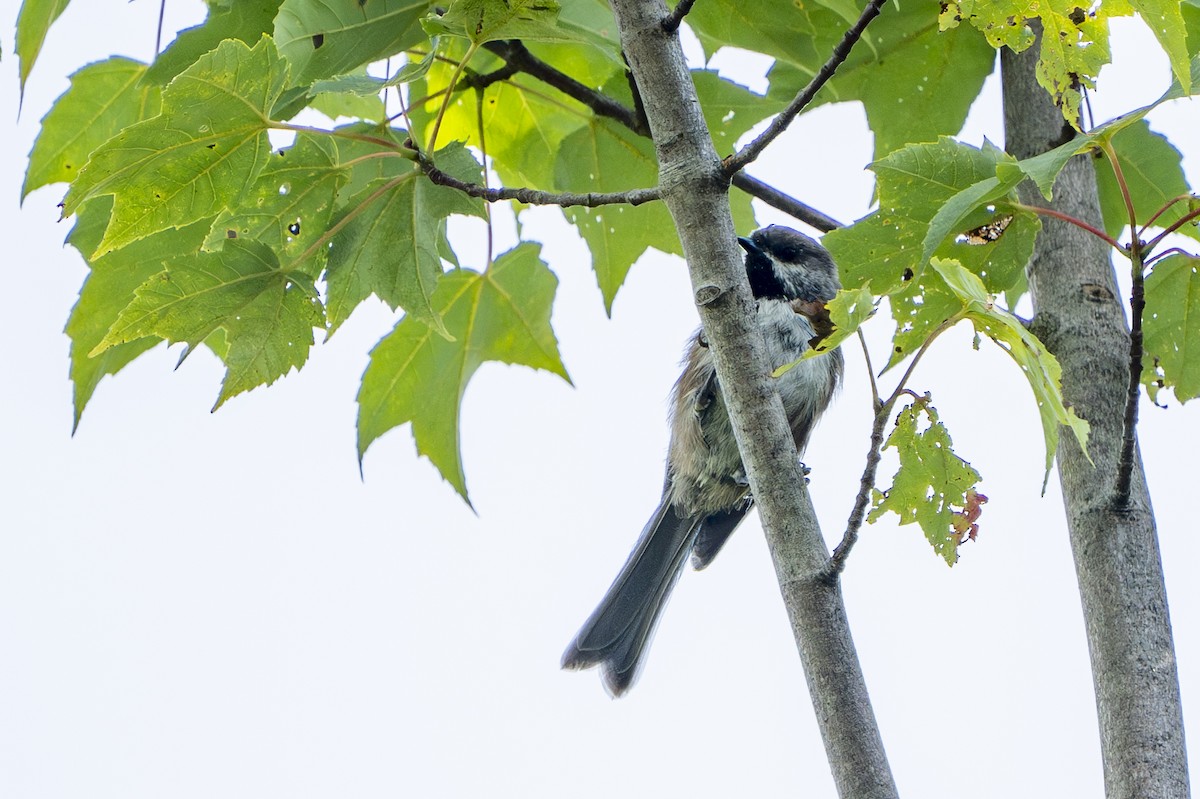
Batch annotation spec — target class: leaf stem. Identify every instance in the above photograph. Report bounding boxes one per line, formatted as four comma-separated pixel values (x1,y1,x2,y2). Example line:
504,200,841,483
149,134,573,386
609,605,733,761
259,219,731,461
723,0,888,176
1138,193,1198,234
427,41,480,153
272,121,407,151
1143,205,1200,252
476,90,494,269
1012,201,1125,251
1099,138,1138,241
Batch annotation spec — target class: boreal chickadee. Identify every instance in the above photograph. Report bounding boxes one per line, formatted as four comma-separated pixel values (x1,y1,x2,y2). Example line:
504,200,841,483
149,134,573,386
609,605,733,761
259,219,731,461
562,225,845,696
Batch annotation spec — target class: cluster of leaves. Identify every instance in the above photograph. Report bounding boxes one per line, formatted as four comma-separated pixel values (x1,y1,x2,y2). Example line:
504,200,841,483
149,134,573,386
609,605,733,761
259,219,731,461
14,0,1200,559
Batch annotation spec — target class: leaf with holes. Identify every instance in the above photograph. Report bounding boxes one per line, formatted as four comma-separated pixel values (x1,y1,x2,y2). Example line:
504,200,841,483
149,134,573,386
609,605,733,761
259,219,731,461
868,400,983,566
274,0,428,84
203,133,348,276
63,37,289,257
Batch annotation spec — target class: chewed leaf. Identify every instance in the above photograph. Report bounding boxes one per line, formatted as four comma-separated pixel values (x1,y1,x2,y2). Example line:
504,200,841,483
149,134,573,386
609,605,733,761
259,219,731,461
868,399,984,566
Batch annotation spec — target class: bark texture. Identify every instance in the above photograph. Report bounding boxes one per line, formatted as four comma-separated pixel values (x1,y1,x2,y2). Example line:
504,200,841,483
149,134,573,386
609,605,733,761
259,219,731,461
1002,38,1190,799
606,1,897,796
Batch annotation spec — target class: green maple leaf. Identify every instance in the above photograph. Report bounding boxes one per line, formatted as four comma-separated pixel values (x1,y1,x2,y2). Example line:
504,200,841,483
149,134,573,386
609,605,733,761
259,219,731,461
325,142,483,334
943,0,1191,126
725,0,996,160
145,0,284,84
92,238,323,410
24,57,162,199
65,198,207,428
1143,254,1200,403
868,400,983,566
1095,120,1199,242
63,37,289,257
554,116,753,312
203,133,349,274
357,243,571,499
410,44,590,190
425,0,562,44
274,0,429,84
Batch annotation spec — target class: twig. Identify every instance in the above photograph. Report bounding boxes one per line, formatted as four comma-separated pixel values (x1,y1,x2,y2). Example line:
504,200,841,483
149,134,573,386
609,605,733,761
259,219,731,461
1100,139,1139,245
826,316,959,574
482,41,649,134
858,328,880,410
480,42,841,227
1143,205,1200,251
723,0,888,175
1114,246,1146,507
419,154,661,207
1139,194,1198,233
828,403,889,576
463,62,521,91
731,174,843,232
662,0,698,33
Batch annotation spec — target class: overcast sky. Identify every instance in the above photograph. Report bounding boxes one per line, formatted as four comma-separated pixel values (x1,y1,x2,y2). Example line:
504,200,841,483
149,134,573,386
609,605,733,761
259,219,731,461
1,4,1197,798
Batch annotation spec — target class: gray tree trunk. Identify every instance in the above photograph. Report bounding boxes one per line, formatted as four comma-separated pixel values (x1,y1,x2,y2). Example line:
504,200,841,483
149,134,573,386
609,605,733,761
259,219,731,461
1001,35,1191,799
606,1,898,796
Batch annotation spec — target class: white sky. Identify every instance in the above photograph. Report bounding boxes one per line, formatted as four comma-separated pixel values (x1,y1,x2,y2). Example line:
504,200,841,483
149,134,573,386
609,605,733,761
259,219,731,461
1,4,1197,798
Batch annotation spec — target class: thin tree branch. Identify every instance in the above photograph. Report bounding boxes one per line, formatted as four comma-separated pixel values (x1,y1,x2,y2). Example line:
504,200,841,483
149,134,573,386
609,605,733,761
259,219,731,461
827,317,958,575
1139,194,1199,234
462,61,521,91
480,41,841,228
482,41,650,134
723,0,888,175
1115,245,1146,507
731,174,844,232
606,2,896,794
1143,204,1200,250
418,154,661,207
661,0,698,33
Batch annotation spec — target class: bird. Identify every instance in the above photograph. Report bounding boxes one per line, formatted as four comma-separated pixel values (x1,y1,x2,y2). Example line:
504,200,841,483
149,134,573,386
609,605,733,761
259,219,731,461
561,225,845,696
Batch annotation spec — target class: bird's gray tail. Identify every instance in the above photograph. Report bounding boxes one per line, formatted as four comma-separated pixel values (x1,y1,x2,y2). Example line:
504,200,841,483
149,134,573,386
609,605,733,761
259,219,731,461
561,501,700,696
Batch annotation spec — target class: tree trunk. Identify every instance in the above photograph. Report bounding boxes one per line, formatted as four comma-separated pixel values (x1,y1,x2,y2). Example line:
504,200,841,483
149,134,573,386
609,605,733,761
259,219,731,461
1001,33,1191,799
606,1,898,796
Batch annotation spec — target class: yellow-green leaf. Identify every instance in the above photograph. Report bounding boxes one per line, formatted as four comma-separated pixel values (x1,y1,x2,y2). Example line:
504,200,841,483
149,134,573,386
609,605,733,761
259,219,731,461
24,57,161,199
868,400,983,565
1144,253,1200,402
63,37,289,257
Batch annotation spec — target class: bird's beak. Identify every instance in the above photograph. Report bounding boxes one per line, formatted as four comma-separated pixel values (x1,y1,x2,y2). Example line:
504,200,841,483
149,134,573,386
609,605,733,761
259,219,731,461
737,236,758,254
